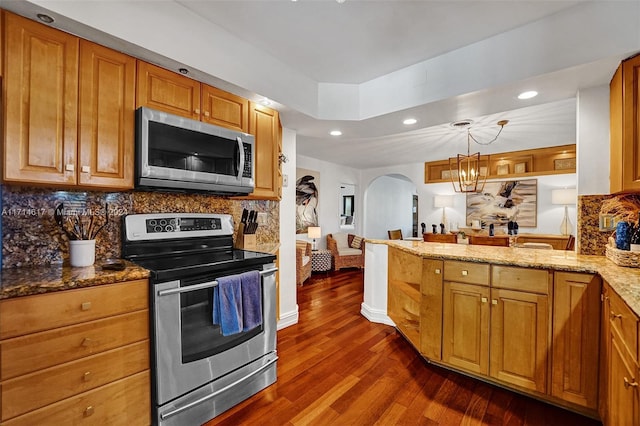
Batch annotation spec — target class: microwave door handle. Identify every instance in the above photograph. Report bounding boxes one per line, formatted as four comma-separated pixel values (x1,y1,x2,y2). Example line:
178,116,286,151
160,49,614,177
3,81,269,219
236,136,244,180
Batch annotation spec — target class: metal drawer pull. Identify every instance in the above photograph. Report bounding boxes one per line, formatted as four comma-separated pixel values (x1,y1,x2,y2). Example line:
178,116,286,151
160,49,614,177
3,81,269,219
84,406,94,417
434,269,441,274
160,356,278,420
624,377,638,389
81,338,97,347
481,297,488,303
157,267,278,296
81,165,90,173
81,302,92,311
491,299,498,305
611,312,623,320
65,164,75,172
462,270,468,276
83,371,92,382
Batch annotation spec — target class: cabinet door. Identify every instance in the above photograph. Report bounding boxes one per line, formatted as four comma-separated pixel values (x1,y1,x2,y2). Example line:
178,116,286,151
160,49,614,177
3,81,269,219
608,332,639,426
202,85,249,132
442,282,490,375
611,54,640,193
136,61,201,120
78,40,135,189
247,102,281,200
3,11,78,185
551,272,601,410
489,288,549,393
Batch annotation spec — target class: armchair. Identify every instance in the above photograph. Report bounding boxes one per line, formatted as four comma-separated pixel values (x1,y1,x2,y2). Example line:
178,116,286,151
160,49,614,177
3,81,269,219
327,232,365,271
296,240,312,285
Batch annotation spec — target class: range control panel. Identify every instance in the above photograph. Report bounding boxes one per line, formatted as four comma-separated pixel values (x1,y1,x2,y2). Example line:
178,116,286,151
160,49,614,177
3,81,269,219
146,217,222,233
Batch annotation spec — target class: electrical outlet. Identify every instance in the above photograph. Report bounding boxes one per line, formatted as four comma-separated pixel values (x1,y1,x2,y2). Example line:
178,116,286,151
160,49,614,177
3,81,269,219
283,174,289,187
257,212,267,224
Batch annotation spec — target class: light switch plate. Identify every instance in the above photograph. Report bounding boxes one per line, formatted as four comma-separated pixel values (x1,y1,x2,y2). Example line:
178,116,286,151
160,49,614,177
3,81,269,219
599,214,616,231
283,174,289,187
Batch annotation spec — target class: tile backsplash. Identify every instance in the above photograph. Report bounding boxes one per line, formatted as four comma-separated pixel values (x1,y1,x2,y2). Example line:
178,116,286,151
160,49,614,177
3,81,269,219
1,185,279,268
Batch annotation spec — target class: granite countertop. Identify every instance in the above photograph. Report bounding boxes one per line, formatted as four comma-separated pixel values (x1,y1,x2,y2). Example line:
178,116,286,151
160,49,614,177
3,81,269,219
0,260,150,300
370,239,640,317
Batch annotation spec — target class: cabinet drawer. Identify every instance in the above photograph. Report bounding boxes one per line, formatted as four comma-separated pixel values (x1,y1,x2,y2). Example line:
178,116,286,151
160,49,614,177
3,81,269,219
444,261,490,286
1,370,150,426
0,279,148,339
0,310,149,380
609,289,639,360
492,266,550,294
1,341,149,420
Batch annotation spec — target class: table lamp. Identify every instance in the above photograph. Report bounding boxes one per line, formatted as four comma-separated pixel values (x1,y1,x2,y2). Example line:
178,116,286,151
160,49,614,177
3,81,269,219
308,226,321,251
551,188,576,236
434,195,454,228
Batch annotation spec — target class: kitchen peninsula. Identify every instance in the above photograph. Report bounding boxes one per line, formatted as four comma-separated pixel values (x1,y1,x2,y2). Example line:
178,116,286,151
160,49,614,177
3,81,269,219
363,240,640,425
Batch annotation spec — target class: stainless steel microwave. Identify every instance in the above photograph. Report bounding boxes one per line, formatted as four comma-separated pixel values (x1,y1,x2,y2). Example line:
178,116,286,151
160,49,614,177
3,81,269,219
135,107,255,194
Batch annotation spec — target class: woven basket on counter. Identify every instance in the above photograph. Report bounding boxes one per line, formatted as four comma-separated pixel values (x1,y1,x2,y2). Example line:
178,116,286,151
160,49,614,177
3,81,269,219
605,236,640,268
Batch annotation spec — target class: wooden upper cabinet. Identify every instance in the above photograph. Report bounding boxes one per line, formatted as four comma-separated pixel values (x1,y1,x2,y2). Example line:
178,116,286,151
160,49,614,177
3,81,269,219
247,102,281,200
202,85,249,132
78,40,135,189
3,11,79,185
136,61,201,120
611,54,640,193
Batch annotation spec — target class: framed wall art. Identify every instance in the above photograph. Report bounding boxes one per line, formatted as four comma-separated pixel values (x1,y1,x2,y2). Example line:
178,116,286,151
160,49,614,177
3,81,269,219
466,179,537,227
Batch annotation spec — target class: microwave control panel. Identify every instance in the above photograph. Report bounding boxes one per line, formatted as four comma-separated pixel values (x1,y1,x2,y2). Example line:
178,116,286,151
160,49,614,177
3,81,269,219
243,142,252,178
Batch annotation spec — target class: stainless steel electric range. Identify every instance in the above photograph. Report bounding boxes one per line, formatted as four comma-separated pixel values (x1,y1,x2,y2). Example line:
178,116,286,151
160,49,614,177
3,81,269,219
122,213,277,426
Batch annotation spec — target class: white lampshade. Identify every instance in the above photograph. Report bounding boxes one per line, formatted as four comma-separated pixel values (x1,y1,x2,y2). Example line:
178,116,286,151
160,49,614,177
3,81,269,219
434,195,454,208
551,188,576,205
307,227,322,239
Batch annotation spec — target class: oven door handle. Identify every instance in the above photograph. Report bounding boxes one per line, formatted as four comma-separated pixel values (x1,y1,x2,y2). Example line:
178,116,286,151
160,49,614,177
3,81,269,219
157,267,278,297
160,355,278,421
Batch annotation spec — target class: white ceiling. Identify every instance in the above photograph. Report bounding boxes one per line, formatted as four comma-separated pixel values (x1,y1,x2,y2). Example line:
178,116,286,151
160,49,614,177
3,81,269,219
7,0,640,170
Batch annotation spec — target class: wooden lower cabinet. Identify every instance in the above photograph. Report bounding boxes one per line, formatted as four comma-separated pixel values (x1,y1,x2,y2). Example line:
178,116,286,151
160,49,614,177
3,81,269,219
551,272,601,411
0,280,150,424
442,281,490,375
419,259,443,361
388,247,422,347
489,288,549,393
607,332,639,426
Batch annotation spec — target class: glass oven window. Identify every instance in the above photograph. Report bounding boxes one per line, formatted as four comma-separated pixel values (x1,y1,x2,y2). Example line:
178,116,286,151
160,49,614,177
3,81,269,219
148,121,238,176
180,274,263,364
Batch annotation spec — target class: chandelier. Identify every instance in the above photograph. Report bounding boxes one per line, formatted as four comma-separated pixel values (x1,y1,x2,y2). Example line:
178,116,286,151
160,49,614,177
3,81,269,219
448,119,509,193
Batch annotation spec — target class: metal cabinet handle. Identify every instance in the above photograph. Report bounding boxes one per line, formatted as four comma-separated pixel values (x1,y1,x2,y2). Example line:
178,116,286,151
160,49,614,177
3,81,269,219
65,164,75,172
195,108,201,114
84,406,94,417
624,377,639,389
83,371,92,382
81,302,92,311
611,312,623,320
204,111,210,117
491,299,498,305
81,165,90,173
81,338,97,347
462,270,468,276
434,269,441,274
481,297,488,303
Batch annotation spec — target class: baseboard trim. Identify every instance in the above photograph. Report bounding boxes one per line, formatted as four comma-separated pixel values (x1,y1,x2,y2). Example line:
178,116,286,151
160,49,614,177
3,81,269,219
360,302,394,326
277,306,299,330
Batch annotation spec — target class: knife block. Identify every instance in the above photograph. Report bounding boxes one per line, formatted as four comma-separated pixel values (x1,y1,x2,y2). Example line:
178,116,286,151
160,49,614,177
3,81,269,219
235,223,257,250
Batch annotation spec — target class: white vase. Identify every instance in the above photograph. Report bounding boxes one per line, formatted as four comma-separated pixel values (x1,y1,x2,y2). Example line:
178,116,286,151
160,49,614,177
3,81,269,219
69,240,96,267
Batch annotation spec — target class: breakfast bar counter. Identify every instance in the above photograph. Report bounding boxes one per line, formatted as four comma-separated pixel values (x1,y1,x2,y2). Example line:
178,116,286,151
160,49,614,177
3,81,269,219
366,239,640,316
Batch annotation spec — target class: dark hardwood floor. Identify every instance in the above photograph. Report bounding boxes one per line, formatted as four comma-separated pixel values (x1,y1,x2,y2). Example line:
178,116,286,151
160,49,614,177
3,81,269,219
205,269,601,426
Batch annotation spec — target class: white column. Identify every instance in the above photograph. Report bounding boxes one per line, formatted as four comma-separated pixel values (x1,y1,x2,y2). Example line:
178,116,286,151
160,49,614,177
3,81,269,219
361,243,394,326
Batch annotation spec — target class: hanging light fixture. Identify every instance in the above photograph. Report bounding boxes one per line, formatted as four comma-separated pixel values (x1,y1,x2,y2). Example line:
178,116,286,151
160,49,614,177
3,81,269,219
448,119,509,193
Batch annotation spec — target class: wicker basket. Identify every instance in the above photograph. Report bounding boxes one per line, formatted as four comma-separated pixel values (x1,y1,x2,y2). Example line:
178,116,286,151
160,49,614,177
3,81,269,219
605,237,640,268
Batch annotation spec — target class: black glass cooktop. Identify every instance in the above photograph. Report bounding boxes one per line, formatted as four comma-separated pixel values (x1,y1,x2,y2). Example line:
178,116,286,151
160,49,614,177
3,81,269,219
133,249,276,282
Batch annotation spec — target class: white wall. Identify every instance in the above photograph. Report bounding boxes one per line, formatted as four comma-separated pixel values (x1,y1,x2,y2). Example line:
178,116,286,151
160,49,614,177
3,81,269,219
296,155,361,249
364,175,416,240
577,85,610,195
277,128,299,330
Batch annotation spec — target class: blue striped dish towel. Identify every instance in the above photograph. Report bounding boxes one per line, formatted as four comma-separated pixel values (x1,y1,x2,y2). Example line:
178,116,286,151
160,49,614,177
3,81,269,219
212,275,243,336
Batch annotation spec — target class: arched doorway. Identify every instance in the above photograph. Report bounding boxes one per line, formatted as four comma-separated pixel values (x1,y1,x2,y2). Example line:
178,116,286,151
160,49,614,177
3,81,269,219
363,173,418,239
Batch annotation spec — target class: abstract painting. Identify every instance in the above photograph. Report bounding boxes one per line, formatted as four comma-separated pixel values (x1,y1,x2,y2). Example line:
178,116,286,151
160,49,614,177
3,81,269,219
466,179,537,227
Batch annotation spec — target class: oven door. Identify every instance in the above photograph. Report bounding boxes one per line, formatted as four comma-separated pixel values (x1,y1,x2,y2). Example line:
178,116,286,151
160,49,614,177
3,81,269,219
152,263,277,406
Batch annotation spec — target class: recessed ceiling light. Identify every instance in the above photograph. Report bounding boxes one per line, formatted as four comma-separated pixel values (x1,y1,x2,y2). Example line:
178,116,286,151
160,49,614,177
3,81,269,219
259,98,272,106
178,68,189,75
518,90,538,100
37,14,54,24
403,118,417,125
329,130,342,136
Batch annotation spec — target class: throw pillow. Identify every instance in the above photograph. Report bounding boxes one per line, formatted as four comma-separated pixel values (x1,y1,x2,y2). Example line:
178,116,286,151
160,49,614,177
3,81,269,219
350,235,363,249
